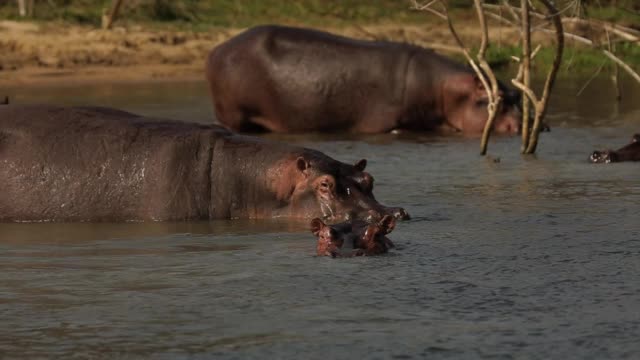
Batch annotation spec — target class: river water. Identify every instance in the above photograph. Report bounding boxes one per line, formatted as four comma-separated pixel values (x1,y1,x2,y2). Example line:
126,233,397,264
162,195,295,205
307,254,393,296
1,75,640,359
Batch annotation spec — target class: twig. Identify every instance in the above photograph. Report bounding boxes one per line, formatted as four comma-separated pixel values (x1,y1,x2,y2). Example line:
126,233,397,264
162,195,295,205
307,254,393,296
501,0,520,23
576,60,607,96
602,49,640,83
562,17,640,43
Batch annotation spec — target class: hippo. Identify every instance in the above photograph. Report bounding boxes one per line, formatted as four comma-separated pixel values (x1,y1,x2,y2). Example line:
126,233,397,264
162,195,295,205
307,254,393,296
0,105,408,222
590,134,640,163
311,215,395,257
206,24,521,135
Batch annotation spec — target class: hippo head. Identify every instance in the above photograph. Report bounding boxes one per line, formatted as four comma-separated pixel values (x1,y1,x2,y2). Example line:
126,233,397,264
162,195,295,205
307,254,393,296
589,150,617,163
444,74,521,135
285,154,409,222
311,215,396,257
590,134,640,164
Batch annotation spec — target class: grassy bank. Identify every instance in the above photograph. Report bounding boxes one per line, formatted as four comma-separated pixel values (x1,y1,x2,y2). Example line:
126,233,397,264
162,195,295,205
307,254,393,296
2,0,637,29
0,0,638,77
477,43,640,74
0,0,430,28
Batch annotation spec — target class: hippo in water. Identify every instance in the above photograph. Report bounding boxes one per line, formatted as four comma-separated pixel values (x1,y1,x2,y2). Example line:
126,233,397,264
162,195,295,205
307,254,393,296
206,25,521,135
0,105,408,222
312,215,396,257
590,134,640,163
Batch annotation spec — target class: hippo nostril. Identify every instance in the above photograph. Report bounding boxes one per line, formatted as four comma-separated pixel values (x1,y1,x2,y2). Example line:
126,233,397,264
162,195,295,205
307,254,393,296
393,208,410,220
590,151,603,163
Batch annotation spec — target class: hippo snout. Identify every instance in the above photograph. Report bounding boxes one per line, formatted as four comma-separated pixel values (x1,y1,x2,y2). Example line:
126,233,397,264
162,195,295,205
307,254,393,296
389,207,410,220
590,150,616,164
364,207,410,222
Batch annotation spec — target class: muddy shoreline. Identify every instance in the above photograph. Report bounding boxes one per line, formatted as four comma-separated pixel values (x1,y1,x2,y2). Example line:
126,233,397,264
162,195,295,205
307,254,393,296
0,20,527,86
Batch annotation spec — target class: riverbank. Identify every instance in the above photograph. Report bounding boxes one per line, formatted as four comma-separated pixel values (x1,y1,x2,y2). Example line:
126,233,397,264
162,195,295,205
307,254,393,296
0,15,638,86
0,19,494,85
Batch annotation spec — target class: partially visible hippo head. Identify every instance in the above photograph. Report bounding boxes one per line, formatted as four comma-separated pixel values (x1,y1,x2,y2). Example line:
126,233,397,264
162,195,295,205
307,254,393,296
445,74,521,135
590,134,640,163
311,215,396,257
282,154,409,222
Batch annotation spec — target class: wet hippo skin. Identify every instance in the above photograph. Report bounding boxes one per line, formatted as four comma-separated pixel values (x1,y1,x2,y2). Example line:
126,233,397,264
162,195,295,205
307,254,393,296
590,134,640,163
312,215,396,258
206,25,521,135
0,105,408,222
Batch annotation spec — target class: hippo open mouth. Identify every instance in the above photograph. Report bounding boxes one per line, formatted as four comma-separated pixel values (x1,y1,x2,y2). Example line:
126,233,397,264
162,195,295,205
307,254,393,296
311,215,396,258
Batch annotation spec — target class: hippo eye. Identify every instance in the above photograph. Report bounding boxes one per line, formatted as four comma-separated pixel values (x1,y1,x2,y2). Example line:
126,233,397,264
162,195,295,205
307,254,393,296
476,99,489,107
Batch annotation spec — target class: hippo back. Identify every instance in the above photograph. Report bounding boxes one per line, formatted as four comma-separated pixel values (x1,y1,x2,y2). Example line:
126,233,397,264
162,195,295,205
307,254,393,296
0,105,229,221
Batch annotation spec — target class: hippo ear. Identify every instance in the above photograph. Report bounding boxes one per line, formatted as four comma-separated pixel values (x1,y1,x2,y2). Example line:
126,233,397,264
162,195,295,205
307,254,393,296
310,218,325,235
378,215,396,234
296,156,310,175
354,159,367,172
362,224,379,244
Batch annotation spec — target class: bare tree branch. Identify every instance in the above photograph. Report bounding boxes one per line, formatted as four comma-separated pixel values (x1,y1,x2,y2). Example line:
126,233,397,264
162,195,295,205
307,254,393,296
602,49,640,83
475,0,503,155
413,0,503,155
520,0,532,152
102,0,125,30
525,0,564,154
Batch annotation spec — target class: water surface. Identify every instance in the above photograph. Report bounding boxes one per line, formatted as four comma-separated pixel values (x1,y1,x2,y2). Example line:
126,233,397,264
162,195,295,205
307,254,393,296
1,75,640,359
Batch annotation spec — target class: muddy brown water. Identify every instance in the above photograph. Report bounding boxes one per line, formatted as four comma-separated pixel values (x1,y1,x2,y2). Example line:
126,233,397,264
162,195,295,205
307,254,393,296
1,74,640,359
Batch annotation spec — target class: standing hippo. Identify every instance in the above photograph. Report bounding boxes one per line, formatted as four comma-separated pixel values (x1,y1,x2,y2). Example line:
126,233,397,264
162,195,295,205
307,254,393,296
312,215,396,258
206,25,521,135
590,134,640,163
0,105,408,222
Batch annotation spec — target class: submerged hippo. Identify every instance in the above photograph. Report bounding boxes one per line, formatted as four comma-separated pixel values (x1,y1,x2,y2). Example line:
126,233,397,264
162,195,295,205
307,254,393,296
0,105,408,222
206,25,521,135
312,215,395,257
590,134,640,163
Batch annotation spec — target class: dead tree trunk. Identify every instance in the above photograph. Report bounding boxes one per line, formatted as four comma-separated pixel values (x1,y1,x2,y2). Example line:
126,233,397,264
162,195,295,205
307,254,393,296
512,0,564,154
102,0,125,30
519,0,532,153
17,0,26,17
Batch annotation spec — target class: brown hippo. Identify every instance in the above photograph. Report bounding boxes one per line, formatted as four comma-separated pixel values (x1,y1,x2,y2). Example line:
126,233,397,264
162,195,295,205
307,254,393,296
311,215,395,258
0,105,408,222
590,134,640,163
206,25,521,135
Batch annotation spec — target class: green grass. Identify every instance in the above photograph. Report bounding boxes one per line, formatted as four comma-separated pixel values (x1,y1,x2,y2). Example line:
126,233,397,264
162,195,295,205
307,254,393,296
1,0,637,74
451,43,640,75
0,0,432,28
584,5,640,26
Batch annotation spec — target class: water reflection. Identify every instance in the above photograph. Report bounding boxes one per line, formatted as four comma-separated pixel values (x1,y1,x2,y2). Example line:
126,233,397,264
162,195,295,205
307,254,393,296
1,75,640,359
0,218,310,244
